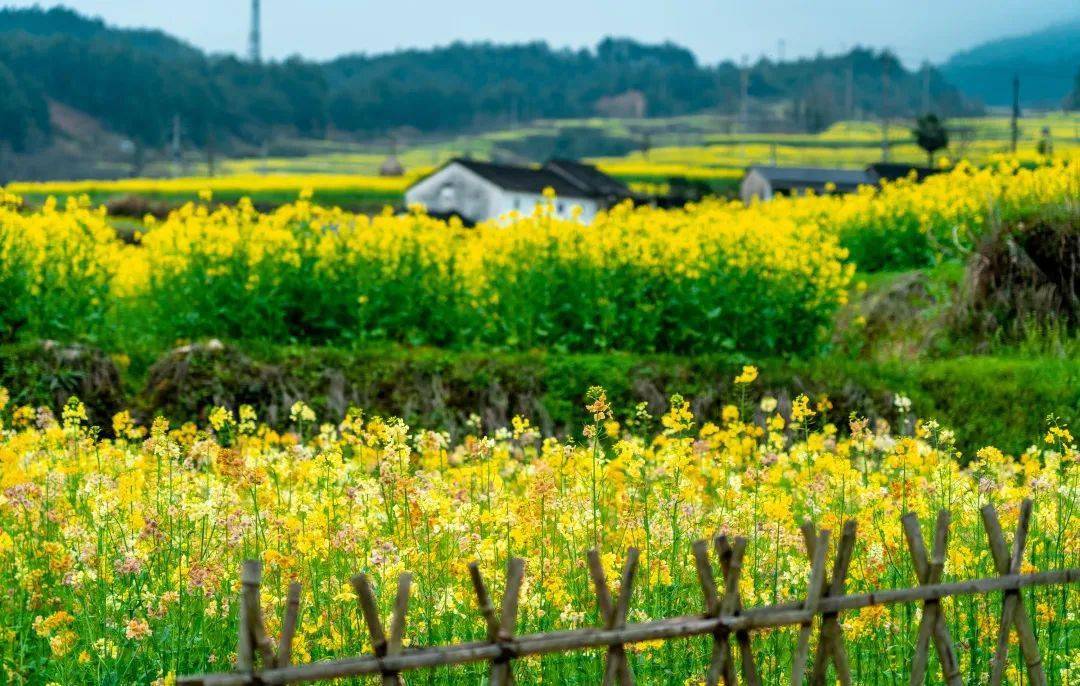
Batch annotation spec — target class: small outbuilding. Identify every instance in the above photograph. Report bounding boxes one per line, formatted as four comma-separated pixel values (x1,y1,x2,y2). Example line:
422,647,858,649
740,163,941,204
379,154,405,177
740,166,874,204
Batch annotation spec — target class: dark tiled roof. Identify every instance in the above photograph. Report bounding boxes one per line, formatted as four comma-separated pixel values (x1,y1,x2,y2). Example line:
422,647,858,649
452,158,589,197
866,163,939,182
747,166,874,190
544,158,631,198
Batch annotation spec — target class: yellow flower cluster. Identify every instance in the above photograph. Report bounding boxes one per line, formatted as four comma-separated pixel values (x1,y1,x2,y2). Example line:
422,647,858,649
1,182,856,353
0,388,1076,683
4,173,417,200
590,114,1080,179
1,157,1075,353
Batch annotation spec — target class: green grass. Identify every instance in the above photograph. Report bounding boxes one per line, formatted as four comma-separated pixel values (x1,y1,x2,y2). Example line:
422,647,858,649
3,340,1076,458
15,188,403,213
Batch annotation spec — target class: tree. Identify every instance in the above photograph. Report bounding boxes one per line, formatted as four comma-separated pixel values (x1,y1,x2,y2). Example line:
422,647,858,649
913,113,949,167
0,61,30,150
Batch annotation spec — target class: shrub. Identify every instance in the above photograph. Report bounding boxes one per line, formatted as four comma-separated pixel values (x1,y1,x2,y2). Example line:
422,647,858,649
0,195,122,343
5,340,1069,457
954,203,1079,339
123,197,853,356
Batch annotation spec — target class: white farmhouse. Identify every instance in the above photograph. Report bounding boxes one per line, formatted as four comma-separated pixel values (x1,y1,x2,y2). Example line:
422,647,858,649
404,158,631,225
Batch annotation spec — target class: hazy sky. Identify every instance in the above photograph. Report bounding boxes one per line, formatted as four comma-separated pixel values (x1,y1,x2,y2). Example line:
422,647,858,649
5,1,1077,66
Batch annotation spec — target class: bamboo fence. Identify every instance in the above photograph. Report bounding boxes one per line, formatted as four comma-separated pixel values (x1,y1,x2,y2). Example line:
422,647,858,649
179,500,1078,686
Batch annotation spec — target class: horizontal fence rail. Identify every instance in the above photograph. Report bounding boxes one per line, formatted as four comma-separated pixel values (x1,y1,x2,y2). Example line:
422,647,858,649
179,500,1078,686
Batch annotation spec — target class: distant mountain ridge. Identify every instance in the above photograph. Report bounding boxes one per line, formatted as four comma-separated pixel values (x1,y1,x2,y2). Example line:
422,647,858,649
0,5,978,161
941,18,1080,107
0,5,200,61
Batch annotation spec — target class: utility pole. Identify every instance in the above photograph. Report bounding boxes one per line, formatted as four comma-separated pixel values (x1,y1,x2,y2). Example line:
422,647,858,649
845,59,855,120
880,59,890,161
260,140,269,176
131,142,144,177
206,130,216,177
1010,75,1020,154
739,54,750,132
921,61,931,114
249,0,262,63
171,114,182,177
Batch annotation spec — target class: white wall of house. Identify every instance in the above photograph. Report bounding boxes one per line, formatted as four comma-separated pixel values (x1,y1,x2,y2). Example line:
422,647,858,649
495,191,599,223
405,163,599,224
405,163,502,222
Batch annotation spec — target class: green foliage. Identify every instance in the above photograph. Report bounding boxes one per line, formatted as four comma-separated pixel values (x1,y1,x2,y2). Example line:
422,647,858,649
0,5,199,60
899,356,1080,456
837,167,1075,273
912,113,949,165
838,213,937,272
4,339,1072,458
952,202,1080,341
125,217,465,350
0,218,33,342
0,214,116,345
0,340,125,426
0,8,328,149
0,59,48,153
0,6,978,153
115,205,844,357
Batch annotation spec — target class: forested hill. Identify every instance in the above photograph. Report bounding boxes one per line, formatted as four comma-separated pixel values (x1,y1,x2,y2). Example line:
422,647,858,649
0,5,200,60
0,6,977,154
942,18,1080,107
323,42,975,134
0,7,327,153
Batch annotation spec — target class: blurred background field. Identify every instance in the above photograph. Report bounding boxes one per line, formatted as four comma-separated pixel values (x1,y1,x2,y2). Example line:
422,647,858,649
6,113,1079,211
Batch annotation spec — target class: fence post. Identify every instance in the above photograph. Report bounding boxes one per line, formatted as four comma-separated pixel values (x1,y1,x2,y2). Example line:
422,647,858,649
176,501,1078,686
469,557,525,686
901,512,962,685
236,563,253,673
352,572,411,686
716,535,761,686
809,520,856,686
982,500,1046,686
792,525,830,685
693,538,736,686
904,511,955,686
277,581,302,667
468,562,500,642
587,548,638,685
241,560,276,669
